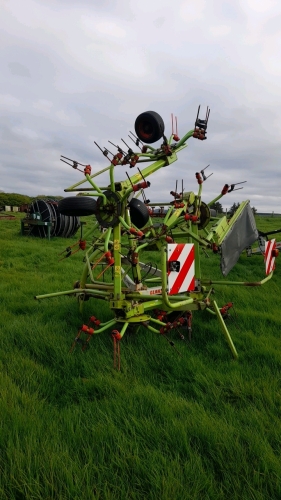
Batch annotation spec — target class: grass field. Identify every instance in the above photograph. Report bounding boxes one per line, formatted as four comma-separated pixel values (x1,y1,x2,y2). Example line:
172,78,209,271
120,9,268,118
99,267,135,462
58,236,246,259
0,214,281,499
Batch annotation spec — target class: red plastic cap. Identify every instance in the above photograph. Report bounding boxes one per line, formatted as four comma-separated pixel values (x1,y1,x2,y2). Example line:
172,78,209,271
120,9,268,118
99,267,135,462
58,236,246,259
81,325,94,335
112,331,122,341
84,165,92,175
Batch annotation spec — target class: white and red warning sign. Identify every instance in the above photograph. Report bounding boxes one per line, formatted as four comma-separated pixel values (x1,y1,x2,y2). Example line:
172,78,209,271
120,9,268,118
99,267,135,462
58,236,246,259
264,239,278,275
167,243,195,295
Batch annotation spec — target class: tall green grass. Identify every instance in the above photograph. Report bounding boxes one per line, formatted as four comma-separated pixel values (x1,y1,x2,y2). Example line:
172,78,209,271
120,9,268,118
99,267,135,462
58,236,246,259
0,215,281,499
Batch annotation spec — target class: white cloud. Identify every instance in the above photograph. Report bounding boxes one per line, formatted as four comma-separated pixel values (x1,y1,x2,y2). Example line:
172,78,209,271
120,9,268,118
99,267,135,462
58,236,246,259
0,94,20,109
242,0,279,14
179,0,206,23
92,20,127,39
209,25,231,37
55,110,71,123
32,99,53,113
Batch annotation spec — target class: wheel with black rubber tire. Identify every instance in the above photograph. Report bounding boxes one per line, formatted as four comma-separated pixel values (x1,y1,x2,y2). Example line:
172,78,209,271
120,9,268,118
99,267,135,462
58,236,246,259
129,198,150,229
134,111,165,144
198,202,211,230
58,197,97,216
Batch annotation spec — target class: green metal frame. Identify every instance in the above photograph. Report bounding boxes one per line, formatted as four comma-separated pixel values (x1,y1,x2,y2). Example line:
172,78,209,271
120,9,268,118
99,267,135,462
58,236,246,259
35,113,275,360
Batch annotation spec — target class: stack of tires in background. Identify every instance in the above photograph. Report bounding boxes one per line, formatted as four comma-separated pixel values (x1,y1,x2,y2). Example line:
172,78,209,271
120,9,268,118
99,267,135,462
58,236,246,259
26,199,81,238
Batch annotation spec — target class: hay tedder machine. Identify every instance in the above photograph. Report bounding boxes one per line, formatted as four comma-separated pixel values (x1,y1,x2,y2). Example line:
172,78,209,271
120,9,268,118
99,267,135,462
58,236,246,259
35,108,278,367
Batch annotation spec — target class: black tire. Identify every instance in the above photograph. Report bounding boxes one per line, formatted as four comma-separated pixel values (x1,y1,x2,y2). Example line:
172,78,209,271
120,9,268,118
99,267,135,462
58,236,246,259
58,196,97,216
134,111,165,144
198,201,211,230
129,198,150,229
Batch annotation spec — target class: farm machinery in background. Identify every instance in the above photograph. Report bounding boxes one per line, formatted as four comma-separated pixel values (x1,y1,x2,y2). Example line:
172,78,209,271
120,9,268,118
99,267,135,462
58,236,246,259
21,199,80,239
35,108,278,367
246,228,281,257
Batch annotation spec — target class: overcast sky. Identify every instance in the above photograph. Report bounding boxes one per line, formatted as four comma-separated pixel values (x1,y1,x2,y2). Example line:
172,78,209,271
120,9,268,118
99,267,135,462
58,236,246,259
1,0,281,212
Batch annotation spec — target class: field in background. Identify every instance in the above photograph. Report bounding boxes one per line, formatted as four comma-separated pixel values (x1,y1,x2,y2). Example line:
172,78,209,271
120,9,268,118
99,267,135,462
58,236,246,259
0,214,281,499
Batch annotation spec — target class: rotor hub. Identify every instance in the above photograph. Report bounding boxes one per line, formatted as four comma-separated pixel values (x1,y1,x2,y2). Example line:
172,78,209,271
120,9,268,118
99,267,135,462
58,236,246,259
96,190,122,228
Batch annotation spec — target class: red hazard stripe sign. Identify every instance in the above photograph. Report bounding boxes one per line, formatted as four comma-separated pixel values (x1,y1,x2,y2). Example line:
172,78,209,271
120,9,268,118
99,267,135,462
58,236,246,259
167,243,195,295
264,239,277,275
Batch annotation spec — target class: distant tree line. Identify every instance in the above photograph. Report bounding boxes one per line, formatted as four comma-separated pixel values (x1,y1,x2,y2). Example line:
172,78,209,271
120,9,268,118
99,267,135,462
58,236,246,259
209,201,223,214
209,201,257,217
228,202,257,217
0,192,63,208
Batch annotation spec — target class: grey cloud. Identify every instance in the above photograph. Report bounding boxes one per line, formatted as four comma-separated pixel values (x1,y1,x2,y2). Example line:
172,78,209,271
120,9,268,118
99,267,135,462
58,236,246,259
153,17,165,28
8,62,31,77
0,0,281,214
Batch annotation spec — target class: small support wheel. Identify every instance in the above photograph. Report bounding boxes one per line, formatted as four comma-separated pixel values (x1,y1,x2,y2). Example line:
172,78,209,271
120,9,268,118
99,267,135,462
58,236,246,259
129,198,150,229
134,111,165,144
198,201,211,230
